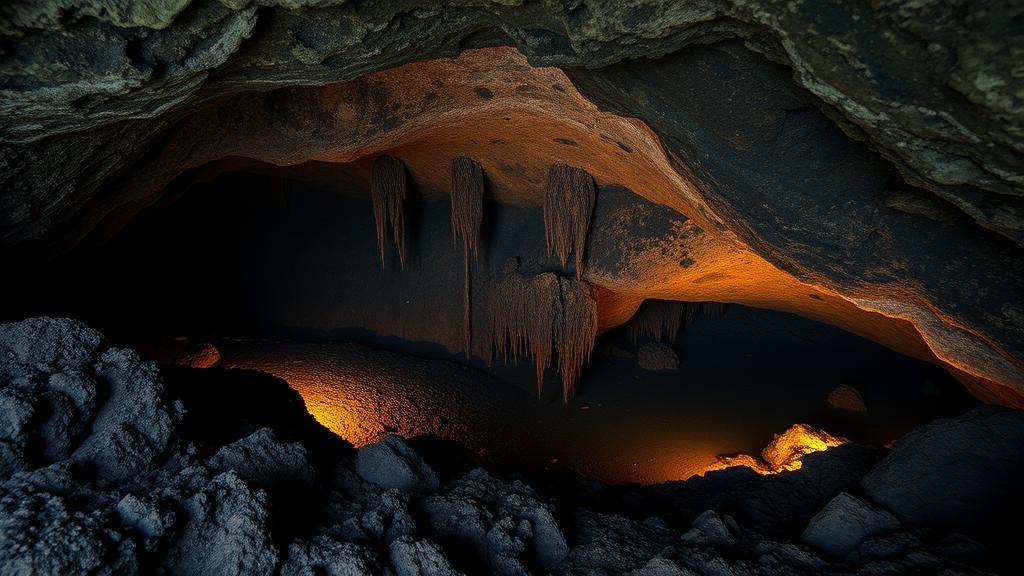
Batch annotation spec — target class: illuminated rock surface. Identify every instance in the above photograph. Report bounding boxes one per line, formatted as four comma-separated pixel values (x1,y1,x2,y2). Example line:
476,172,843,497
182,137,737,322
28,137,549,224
2,8,1023,407
1,318,1020,574
2,3,1023,573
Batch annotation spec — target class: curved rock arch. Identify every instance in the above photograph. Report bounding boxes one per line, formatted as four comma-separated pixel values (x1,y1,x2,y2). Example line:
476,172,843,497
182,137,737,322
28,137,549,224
17,46,1020,406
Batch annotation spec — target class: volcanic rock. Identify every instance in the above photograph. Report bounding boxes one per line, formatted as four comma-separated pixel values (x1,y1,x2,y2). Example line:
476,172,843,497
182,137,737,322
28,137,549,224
862,405,1024,532
161,472,279,576
0,317,1019,575
355,434,439,493
208,427,315,488
800,492,901,557
826,384,868,412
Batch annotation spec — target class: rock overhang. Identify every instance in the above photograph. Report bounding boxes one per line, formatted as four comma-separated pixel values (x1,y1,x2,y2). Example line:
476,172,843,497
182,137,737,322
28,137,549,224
1,5,1023,407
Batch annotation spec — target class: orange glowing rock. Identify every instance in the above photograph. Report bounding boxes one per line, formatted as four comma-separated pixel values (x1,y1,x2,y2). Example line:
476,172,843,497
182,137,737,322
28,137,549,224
704,424,847,476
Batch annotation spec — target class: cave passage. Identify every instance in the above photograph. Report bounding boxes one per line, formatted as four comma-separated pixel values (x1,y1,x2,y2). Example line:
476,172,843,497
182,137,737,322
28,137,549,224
5,167,975,484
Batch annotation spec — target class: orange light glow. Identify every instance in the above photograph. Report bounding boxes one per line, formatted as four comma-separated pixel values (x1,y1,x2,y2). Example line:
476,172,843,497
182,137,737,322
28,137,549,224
700,424,847,476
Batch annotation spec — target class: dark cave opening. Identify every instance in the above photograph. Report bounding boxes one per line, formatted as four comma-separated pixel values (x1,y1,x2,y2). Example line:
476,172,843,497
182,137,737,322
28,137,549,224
3,165,977,484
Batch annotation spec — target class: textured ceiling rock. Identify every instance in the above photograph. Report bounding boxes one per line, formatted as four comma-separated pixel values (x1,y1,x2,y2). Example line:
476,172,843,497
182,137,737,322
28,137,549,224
0,3,1022,405
0,0,1022,243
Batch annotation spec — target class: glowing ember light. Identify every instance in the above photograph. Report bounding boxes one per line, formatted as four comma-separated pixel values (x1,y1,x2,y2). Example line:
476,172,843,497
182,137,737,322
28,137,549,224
701,423,846,476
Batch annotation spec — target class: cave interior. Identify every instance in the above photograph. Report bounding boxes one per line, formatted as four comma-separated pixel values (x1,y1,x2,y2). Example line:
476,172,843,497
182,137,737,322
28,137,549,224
2,5,1024,576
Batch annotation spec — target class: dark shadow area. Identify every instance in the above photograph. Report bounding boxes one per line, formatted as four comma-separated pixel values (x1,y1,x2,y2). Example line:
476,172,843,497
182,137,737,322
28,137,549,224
2,166,976,484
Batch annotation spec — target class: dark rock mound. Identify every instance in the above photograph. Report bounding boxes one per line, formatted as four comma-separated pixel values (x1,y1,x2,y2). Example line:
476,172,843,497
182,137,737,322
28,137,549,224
1,318,1021,575
862,405,1024,537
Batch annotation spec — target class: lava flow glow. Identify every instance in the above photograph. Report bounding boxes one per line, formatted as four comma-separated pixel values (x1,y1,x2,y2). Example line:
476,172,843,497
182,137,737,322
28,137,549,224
701,423,847,476
211,339,859,484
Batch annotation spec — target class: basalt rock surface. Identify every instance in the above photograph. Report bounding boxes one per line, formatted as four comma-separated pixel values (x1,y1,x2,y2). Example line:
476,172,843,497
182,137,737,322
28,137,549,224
1,317,1021,575
1,1,1022,243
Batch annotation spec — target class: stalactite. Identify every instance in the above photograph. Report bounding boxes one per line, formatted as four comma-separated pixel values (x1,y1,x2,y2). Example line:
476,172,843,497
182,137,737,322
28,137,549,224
485,271,597,400
627,300,728,343
627,300,688,344
370,155,407,268
451,156,485,354
450,156,484,259
544,164,595,279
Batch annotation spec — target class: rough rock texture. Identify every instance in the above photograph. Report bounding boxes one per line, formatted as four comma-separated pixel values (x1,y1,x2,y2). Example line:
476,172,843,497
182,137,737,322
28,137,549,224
1,0,1021,243
801,492,901,557
862,405,1024,533
356,434,440,493
0,318,1018,574
826,384,868,413
161,471,280,576
3,31,1022,409
636,342,679,371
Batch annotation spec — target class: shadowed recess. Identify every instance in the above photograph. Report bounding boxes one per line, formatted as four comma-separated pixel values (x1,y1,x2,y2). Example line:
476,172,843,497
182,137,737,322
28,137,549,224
626,300,728,344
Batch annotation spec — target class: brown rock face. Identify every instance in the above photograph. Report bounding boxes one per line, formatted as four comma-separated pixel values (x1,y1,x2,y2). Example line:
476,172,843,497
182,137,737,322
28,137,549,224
176,342,221,369
827,385,868,413
1,29,1022,406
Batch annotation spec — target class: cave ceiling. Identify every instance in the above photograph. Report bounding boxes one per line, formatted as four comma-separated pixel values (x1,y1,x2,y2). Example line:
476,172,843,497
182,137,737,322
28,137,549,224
1,0,1022,406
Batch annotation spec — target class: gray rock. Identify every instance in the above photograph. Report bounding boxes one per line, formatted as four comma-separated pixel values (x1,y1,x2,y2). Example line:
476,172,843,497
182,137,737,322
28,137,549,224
0,318,103,380
0,487,138,575
563,510,677,575
862,406,1024,531
388,536,462,576
0,386,35,441
753,540,828,572
680,510,737,548
162,471,279,576
355,434,438,493
637,343,679,371
625,557,697,576
801,493,901,557
208,427,315,487
71,347,180,484
280,536,379,576
421,468,567,573
116,493,176,545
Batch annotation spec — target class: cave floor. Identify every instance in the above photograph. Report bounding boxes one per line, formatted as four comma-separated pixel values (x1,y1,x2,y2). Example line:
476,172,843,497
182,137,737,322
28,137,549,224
158,306,973,485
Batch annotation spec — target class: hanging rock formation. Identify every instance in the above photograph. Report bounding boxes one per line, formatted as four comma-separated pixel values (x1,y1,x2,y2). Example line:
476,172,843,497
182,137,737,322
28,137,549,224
486,271,597,401
0,7,1023,406
370,155,407,269
544,164,596,279
450,156,485,353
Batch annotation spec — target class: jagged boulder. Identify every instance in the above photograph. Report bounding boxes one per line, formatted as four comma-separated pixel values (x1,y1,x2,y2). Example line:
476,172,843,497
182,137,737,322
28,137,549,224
422,468,568,574
280,536,380,576
801,492,901,557
208,427,315,488
0,486,138,575
161,471,279,576
70,347,180,485
388,536,462,576
862,405,1024,531
355,434,439,493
